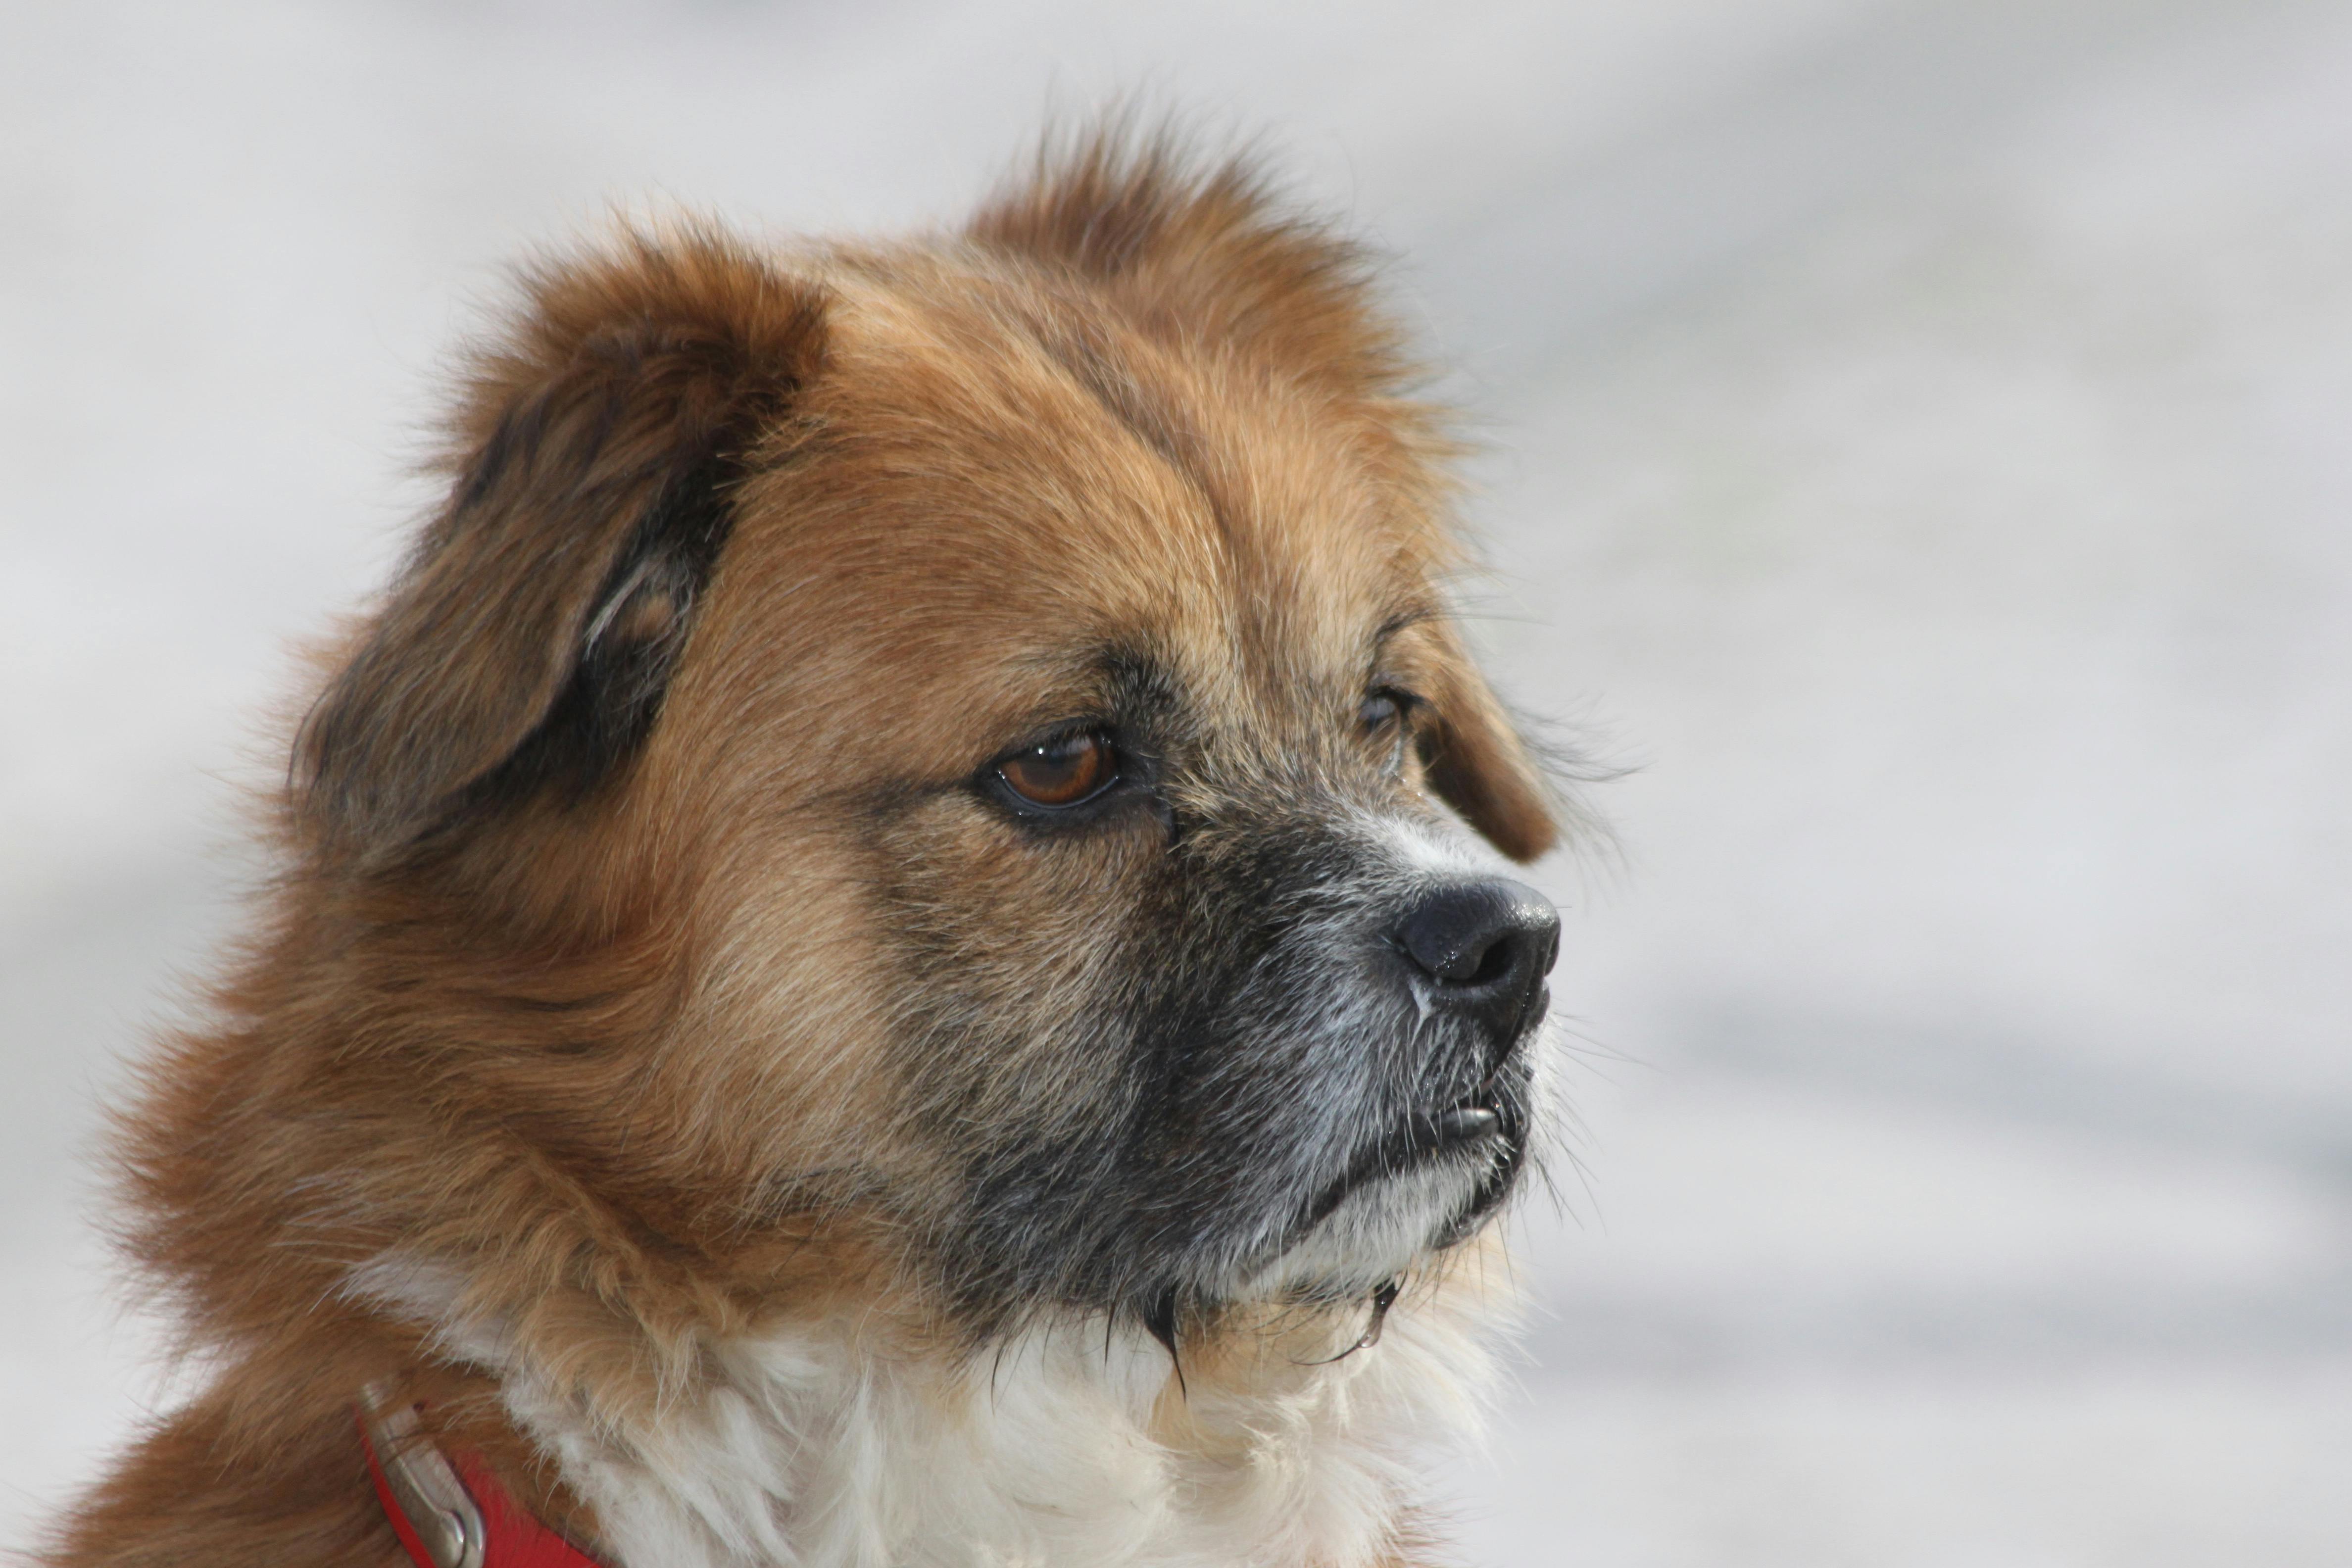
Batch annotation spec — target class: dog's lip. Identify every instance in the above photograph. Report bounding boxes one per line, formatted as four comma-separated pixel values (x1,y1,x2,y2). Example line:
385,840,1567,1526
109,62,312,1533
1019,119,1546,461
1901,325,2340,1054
1379,1089,1506,1170
1427,1103,1501,1144
1379,1102,1501,1169
1293,1091,1507,1235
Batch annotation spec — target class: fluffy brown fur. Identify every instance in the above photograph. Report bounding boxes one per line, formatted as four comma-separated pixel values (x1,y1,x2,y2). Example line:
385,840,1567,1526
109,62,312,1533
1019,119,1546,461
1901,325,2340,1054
45,127,1561,1568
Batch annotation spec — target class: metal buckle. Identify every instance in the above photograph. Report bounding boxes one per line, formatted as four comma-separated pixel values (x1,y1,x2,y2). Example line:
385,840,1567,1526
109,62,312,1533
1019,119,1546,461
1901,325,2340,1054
357,1383,488,1568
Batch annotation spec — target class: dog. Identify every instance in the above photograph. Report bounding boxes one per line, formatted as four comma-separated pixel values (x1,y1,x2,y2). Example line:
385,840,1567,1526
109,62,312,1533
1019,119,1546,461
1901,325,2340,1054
46,129,1565,1568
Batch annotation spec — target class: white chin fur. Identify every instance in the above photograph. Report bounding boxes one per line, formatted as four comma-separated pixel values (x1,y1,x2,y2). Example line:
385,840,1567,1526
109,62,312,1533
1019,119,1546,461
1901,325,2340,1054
1233,1150,1495,1304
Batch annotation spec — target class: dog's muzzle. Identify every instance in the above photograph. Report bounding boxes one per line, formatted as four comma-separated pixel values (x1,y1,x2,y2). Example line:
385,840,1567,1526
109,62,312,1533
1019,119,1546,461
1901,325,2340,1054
1294,877,1560,1238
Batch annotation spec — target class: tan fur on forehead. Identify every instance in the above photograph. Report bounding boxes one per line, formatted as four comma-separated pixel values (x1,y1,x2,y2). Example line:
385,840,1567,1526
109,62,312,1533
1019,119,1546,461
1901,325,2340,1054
665,250,1454,779
752,286,1439,676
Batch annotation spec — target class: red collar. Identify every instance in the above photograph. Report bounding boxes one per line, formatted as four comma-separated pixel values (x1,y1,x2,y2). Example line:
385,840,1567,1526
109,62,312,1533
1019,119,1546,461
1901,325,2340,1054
356,1387,607,1568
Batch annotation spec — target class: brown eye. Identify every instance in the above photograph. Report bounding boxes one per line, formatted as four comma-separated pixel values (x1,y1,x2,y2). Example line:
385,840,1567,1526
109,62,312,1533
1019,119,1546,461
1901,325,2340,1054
997,732,1117,808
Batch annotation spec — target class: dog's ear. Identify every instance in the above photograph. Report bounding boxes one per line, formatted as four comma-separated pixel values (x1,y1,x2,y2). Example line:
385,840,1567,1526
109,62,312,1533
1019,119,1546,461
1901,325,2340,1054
969,125,1410,397
1420,628,1559,864
296,228,826,864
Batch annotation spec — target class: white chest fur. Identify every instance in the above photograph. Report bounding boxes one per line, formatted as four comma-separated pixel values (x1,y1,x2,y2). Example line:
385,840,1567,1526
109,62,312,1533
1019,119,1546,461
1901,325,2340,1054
485,1304,1492,1568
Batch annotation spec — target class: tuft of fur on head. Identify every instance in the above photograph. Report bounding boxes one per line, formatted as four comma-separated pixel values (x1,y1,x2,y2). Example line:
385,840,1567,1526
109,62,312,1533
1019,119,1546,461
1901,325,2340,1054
48,121,1576,1568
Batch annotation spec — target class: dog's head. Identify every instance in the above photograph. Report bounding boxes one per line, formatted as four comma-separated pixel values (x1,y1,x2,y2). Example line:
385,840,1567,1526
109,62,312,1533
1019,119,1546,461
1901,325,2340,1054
295,143,1560,1347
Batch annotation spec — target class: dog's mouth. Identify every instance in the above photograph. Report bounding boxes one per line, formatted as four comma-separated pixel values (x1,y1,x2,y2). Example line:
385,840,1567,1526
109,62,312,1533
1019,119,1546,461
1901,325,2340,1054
1292,1083,1519,1240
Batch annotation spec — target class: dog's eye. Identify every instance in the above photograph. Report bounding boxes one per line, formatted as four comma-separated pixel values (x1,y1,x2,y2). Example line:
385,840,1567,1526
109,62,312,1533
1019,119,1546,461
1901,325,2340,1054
1359,688,1420,775
1360,687,1421,738
997,732,1118,809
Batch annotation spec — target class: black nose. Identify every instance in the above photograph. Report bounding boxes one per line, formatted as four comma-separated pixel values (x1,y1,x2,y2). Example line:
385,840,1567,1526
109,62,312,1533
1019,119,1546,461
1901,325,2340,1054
1395,879,1560,1048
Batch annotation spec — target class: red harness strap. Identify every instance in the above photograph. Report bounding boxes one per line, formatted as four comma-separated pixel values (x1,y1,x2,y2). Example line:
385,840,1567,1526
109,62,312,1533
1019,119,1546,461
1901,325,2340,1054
356,1391,605,1568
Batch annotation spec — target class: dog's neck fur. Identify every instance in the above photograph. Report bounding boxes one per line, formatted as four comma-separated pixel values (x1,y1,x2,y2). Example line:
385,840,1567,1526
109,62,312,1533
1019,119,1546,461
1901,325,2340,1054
355,1255,1494,1568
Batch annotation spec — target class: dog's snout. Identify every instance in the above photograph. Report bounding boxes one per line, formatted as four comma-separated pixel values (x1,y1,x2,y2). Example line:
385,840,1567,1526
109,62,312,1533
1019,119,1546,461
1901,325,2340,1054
1395,880,1559,1045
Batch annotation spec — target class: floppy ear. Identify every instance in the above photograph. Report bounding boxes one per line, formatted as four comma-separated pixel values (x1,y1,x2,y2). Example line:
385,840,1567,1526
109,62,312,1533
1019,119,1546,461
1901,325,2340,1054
296,228,826,864
1420,628,1559,864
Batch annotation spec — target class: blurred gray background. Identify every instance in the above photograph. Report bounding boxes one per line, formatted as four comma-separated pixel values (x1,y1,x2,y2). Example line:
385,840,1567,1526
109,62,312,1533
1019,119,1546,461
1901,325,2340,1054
5,1,2349,1563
